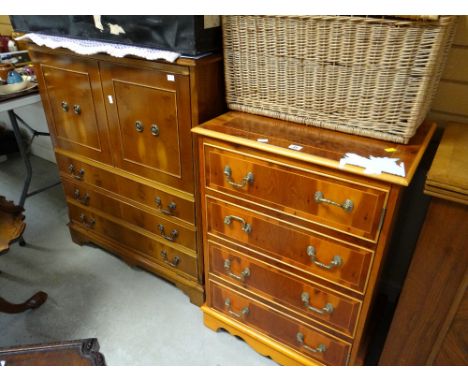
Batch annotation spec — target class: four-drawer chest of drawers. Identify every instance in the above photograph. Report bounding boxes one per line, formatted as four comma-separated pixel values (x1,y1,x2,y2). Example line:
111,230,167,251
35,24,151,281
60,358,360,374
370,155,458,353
29,44,224,305
193,111,435,365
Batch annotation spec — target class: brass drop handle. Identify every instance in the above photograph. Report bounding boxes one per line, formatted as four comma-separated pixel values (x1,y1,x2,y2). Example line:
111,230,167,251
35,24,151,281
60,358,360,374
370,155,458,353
68,164,85,180
314,191,354,213
135,120,144,132
155,197,176,216
79,213,95,229
160,250,180,268
224,215,252,234
61,101,69,112
224,165,254,189
224,259,250,282
73,104,81,115
158,224,178,242
224,298,249,319
296,332,327,354
73,189,90,206
301,292,334,315
306,246,343,270
151,124,160,136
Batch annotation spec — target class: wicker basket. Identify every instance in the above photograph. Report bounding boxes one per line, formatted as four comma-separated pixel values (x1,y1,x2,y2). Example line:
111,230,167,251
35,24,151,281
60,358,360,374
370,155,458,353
223,16,457,143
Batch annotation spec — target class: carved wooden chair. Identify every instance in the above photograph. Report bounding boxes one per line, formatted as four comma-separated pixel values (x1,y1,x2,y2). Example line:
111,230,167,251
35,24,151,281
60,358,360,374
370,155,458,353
0,196,47,313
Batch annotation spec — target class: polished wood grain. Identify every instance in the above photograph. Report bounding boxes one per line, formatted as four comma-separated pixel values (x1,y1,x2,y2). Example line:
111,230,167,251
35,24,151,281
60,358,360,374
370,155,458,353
206,196,374,294
203,142,390,241
380,123,468,366
67,202,198,280
208,241,361,337
379,198,468,365
0,196,25,254
56,152,196,225
194,111,433,365
192,111,436,186
30,44,224,304
30,50,112,165
208,280,351,366
100,61,194,192
0,338,105,366
61,179,197,251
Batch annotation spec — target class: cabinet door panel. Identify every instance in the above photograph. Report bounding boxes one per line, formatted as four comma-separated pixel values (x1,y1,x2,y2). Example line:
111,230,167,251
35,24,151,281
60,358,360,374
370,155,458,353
100,62,193,191
32,51,112,164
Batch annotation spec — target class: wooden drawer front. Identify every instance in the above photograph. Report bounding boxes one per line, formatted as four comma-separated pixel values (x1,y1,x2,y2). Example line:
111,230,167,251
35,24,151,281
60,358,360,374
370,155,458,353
62,179,196,251
56,153,195,224
206,197,373,294
209,242,361,337
100,61,194,192
33,51,112,164
204,144,388,241
208,281,351,365
68,204,197,278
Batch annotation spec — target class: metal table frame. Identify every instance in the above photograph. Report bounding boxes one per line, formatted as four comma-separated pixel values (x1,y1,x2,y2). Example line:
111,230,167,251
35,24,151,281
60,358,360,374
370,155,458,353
0,90,60,243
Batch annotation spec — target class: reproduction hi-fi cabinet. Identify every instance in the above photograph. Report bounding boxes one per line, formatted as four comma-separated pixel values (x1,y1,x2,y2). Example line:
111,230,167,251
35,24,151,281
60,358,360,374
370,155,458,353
193,111,435,365
30,44,224,305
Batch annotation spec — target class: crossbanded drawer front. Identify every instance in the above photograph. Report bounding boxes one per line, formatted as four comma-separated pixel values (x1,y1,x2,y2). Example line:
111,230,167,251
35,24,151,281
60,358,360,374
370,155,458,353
204,144,389,241
68,203,197,278
208,281,351,365
62,180,196,251
56,152,195,224
208,242,361,337
206,197,373,294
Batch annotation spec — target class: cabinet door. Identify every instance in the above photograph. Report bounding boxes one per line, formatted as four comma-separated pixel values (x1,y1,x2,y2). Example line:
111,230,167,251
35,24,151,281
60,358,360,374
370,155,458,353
32,51,112,164
100,62,193,191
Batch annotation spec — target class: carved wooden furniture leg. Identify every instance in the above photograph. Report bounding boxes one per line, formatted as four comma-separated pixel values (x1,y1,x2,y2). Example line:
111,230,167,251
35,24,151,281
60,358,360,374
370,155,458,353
0,196,48,314
0,292,48,314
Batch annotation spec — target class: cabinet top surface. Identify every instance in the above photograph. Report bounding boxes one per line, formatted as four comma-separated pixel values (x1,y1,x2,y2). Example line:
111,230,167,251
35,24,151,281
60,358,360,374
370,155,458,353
192,111,436,187
425,123,468,203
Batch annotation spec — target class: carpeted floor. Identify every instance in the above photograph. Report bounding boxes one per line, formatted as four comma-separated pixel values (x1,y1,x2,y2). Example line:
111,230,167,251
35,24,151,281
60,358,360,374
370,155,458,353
0,153,277,366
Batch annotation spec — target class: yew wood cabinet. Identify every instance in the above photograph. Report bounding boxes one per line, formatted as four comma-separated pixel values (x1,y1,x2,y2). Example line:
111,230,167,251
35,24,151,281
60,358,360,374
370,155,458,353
29,44,224,305
193,111,435,365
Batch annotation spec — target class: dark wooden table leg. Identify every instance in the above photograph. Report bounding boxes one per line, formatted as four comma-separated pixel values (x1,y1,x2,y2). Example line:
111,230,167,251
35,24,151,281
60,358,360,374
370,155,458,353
0,291,48,314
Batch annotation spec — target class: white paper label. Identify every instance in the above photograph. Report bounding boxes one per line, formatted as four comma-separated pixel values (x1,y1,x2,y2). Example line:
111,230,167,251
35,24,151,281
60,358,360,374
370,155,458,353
108,95,113,104
167,74,175,82
257,138,269,143
288,144,303,151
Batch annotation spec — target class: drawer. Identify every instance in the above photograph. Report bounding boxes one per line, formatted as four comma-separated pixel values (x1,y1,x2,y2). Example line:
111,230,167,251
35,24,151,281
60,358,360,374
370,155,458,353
68,203,198,279
208,281,351,365
208,242,361,337
62,179,197,251
56,152,195,224
203,143,389,241
206,197,374,294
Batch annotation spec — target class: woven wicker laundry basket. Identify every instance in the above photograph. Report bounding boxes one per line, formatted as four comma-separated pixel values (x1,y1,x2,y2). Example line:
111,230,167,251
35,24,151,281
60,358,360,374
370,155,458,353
223,16,457,143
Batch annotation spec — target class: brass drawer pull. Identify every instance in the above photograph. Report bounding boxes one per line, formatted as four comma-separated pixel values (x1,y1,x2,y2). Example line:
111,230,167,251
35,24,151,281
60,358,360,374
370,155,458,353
224,298,249,319
73,104,81,115
224,259,250,282
135,120,144,132
224,165,254,189
314,191,354,213
158,224,178,242
307,245,342,270
61,101,69,112
301,292,334,315
155,197,176,216
79,213,95,228
73,189,90,206
160,250,180,268
68,164,85,180
224,215,252,234
296,332,327,354
151,124,160,136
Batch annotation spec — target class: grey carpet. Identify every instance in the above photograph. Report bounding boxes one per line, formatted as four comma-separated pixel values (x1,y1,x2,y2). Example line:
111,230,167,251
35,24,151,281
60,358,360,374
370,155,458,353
0,153,277,366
